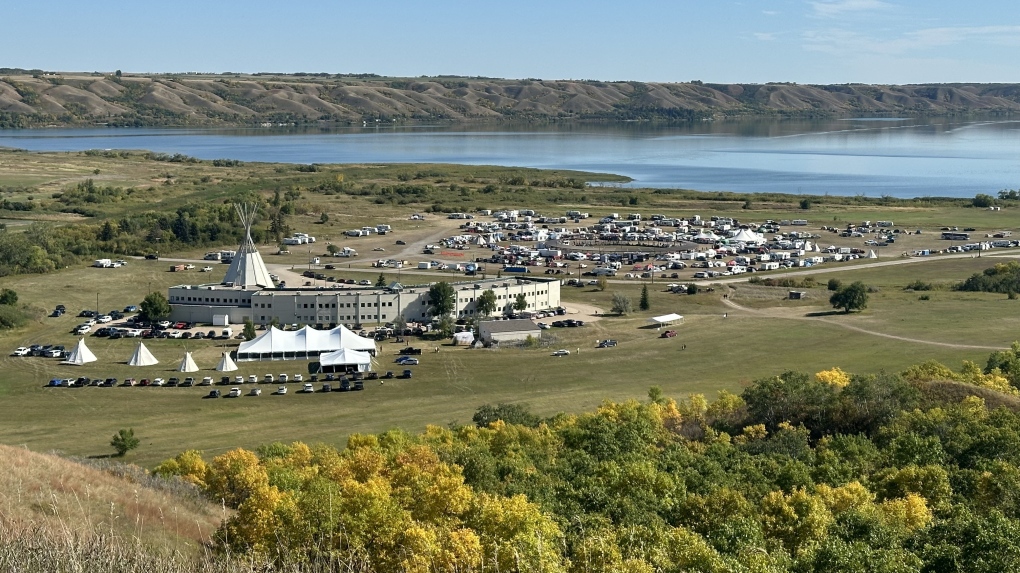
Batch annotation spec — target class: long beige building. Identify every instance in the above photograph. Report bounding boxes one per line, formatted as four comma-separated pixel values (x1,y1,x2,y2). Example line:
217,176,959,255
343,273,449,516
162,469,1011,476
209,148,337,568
168,277,561,327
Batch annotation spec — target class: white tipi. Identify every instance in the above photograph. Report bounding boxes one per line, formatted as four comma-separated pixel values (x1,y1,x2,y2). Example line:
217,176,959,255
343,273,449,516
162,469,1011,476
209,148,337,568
62,338,97,365
177,351,200,372
215,351,238,372
222,203,275,289
126,341,159,366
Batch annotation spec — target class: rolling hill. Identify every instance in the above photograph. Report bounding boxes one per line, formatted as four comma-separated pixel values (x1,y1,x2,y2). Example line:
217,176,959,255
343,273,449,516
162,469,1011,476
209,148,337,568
2,71,1020,128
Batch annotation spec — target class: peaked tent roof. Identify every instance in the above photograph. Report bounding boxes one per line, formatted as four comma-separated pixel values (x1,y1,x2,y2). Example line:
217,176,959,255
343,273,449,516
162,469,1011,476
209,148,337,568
236,325,377,359
177,352,200,372
62,338,97,365
222,203,274,289
867,249,878,259
319,348,372,367
126,341,159,366
729,228,765,243
215,352,238,372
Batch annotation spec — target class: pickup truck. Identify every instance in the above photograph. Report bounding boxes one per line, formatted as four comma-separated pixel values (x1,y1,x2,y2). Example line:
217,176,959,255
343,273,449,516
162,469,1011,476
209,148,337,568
399,347,423,355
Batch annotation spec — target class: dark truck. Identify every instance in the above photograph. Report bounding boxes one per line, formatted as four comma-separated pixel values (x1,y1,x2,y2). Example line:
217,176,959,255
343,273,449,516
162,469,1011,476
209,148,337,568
399,347,423,355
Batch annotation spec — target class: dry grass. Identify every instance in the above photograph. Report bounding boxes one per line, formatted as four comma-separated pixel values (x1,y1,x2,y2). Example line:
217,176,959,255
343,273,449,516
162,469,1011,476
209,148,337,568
0,445,221,552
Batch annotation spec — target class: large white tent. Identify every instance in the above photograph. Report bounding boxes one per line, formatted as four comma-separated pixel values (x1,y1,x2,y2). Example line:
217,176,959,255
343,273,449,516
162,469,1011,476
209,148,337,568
318,348,373,373
62,338,97,365
177,352,200,372
728,228,765,244
215,352,238,372
649,313,684,326
126,341,159,366
236,325,377,362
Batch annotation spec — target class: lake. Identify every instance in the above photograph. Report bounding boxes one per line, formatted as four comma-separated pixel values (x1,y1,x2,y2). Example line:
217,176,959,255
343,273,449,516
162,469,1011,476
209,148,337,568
1,117,1018,198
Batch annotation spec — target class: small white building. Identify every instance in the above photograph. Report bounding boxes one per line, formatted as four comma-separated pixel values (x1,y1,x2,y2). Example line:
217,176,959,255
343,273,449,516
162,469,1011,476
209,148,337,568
478,319,541,345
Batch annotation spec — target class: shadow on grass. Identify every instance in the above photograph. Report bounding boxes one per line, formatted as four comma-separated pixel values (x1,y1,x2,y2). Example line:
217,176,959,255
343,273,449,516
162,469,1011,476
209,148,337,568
805,310,851,317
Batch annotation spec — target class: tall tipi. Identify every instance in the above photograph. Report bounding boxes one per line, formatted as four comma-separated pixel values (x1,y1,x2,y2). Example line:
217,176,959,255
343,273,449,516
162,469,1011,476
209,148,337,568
126,341,159,366
222,203,274,289
177,351,200,372
62,338,97,365
215,351,238,372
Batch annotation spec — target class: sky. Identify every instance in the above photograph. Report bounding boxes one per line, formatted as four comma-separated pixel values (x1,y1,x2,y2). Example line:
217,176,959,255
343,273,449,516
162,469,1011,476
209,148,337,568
4,0,1019,84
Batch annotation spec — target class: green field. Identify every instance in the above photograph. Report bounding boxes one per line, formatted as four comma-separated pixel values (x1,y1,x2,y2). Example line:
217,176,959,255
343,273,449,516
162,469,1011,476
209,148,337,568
1,151,1020,466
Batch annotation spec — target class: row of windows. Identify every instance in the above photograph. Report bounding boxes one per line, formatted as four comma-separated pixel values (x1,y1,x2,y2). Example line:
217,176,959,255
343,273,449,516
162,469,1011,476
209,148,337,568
173,295,250,305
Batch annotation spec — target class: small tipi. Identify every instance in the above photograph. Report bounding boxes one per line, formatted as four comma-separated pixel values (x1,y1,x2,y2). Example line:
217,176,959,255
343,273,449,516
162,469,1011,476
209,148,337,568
177,351,200,372
215,352,238,372
867,250,878,259
126,341,159,366
62,338,97,365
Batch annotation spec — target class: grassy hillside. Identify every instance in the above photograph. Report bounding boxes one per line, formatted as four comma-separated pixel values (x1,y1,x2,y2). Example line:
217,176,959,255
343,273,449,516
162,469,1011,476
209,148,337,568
2,71,1020,127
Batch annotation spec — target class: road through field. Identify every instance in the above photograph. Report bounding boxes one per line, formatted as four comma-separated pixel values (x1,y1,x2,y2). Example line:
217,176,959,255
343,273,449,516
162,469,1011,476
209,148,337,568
719,289,1006,351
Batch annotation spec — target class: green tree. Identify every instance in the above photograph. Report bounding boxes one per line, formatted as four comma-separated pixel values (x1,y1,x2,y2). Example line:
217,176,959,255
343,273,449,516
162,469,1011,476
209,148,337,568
98,220,116,241
0,288,16,306
376,272,387,287
611,293,632,315
427,282,456,318
111,428,139,456
242,317,257,341
476,290,497,317
473,403,540,427
140,291,171,321
513,292,528,312
437,314,455,338
596,275,608,291
319,212,329,224
827,278,843,291
326,244,340,255
640,284,650,311
973,193,996,208
800,198,812,210
830,281,869,314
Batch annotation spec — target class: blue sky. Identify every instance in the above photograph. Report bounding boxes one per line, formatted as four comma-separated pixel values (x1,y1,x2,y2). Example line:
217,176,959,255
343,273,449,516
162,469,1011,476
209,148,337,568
4,0,1018,84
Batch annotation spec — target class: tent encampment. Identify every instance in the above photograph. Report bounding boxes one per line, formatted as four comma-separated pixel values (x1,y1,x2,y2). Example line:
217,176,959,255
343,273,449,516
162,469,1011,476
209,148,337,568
215,352,238,372
177,352,199,372
62,338,97,365
126,341,158,366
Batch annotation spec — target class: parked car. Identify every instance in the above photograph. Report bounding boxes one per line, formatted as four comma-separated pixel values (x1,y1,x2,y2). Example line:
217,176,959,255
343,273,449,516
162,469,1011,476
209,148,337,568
396,356,419,365
552,349,571,356
301,383,314,393
598,339,619,348
96,315,112,324
144,253,159,260
152,378,165,386
293,374,304,382
661,330,677,338
248,388,262,396
402,369,413,379
181,377,195,387
206,389,221,398
276,386,288,395
228,387,241,398
201,266,213,272
279,373,289,383
11,347,29,356
399,347,423,355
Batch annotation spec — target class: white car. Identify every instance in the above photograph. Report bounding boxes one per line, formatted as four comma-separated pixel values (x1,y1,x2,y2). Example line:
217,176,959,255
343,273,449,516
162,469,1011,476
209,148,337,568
157,320,171,328
74,325,91,335
184,264,195,270
228,387,241,398
248,375,258,384
279,373,289,383
248,388,262,396
552,349,571,357
301,383,314,393
293,374,303,382
358,279,371,286
201,266,213,272
11,347,29,356
276,386,288,395
96,315,112,324
537,322,550,329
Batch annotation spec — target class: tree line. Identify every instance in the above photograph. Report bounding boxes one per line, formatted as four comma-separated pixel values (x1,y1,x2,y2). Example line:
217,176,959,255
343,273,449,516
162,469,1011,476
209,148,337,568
154,353,1020,571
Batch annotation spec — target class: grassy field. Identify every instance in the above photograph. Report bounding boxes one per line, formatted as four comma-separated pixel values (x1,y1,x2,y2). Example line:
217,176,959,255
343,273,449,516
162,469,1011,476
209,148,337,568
2,151,1020,466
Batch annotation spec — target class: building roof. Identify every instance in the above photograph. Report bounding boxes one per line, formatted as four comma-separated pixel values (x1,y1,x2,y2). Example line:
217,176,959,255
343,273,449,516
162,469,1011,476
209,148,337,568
479,319,541,334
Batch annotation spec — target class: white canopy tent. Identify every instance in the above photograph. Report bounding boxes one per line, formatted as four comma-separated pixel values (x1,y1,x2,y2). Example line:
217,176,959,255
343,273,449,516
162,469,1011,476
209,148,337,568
728,228,765,244
215,352,238,372
453,331,475,345
236,325,377,362
648,313,684,327
177,352,200,372
318,348,373,373
62,338,97,365
126,341,159,366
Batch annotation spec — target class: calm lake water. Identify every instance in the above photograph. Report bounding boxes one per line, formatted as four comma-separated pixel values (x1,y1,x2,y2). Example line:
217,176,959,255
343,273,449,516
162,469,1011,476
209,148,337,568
1,117,1018,198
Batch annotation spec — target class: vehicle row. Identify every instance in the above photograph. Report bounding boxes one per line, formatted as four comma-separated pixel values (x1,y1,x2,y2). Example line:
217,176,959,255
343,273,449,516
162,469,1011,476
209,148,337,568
208,380,366,398
45,371,411,388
